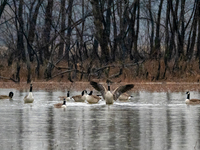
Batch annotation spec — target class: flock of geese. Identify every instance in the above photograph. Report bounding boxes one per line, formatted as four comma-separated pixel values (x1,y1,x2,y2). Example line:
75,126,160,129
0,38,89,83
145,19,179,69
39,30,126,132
0,81,200,107
55,81,134,108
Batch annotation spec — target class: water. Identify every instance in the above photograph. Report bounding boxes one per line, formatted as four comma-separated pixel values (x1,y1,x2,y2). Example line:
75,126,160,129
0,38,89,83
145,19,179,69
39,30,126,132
0,89,200,150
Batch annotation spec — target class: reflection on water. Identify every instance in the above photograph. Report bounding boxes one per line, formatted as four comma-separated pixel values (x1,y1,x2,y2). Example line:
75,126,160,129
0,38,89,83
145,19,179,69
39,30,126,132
0,89,200,149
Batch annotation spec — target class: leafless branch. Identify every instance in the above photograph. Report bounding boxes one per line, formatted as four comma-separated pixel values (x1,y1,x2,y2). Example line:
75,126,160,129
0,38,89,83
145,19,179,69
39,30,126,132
0,76,18,83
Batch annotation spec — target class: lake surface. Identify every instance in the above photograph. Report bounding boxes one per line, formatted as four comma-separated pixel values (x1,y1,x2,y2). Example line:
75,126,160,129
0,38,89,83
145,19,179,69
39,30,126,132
0,89,200,150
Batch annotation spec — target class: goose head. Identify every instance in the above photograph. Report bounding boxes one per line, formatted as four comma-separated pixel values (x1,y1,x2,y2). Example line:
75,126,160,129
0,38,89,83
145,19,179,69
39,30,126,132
9,92,14,98
88,91,93,95
186,91,190,99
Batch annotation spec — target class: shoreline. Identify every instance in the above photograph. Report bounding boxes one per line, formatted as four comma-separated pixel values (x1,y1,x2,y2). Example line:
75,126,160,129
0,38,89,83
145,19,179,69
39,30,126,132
0,81,199,92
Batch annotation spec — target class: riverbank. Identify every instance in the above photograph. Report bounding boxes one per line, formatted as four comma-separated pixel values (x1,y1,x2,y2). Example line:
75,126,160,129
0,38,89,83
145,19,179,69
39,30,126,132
0,81,200,92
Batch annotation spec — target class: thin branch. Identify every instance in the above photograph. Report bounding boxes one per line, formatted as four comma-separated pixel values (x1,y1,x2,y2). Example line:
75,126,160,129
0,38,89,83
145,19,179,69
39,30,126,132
0,76,18,82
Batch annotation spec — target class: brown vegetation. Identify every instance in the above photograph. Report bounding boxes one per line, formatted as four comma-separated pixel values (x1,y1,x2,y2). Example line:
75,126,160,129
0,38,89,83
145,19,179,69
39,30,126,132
1,57,200,82
1,57,200,92
0,81,199,92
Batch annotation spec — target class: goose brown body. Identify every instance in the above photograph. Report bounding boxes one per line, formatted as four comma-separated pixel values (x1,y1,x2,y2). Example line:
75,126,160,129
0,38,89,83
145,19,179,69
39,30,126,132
72,90,87,102
54,99,66,108
118,93,132,101
86,91,101,104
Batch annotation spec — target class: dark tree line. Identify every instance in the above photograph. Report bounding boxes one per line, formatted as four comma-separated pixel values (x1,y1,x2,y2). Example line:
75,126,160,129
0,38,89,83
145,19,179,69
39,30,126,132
0,0,199,82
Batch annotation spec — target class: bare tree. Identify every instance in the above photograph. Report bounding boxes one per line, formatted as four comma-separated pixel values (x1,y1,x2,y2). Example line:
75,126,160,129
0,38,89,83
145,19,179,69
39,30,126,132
154,0,163,59
0,0,7,18
41,0,53,64
64,0,73,63
186,0,198,60
90,0,112,64
58,0,66,59
16,0,25,61
196,1,200,68
27,0,43,62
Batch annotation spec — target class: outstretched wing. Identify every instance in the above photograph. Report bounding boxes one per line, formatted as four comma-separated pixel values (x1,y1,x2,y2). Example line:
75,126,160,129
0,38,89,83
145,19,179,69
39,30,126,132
113,84,134,100
90,81,107,99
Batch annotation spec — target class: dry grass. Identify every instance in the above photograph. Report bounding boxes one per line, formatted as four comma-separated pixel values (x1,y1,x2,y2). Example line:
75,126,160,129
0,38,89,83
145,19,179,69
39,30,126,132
1,57,200,92
0,81,199,92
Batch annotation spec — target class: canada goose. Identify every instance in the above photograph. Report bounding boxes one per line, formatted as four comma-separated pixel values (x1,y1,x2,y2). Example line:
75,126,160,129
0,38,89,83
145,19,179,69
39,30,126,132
0,92,14,99
72,90,87,102
59,91,71,101
24,84,34,103
90,81,134,104
185,91,200,105
118,93,133,101
54,99,66,108
86,91,101,104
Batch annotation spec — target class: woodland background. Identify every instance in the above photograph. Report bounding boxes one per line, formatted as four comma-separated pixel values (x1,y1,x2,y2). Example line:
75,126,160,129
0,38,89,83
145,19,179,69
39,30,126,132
0,0,200,83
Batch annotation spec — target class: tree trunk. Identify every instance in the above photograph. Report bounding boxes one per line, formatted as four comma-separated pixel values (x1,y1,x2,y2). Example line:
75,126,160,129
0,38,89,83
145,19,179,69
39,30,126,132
90,0,111,64
112,2,117,62
58,0,66,58
64,0,73,63
80,0,85,62
127,0,137,61
164,0,171,61
169,0,179,60
42,0,53,63
0,0,7,18
133,0,140,63
178,0,185,59
28,0,43,62
187,1,198,60
17,0,25,61
154,0,163,59
196,1,200,68
148,0,154,58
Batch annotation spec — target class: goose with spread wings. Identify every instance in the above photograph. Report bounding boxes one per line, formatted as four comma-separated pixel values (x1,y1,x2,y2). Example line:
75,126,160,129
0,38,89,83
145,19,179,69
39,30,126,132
90,81,134,104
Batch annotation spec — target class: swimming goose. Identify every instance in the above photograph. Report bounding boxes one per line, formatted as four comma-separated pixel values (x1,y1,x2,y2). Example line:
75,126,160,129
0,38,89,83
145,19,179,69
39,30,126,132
59,91,71,101
185,91,200,105
118,93,133,101
54,98,66,108
90,81,134,104
86,91,101,104
0,92,14,99
24,84,34,103
72,90,87,102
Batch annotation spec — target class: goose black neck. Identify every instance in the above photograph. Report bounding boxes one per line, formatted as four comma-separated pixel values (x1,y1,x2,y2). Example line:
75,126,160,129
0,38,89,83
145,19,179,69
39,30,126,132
82,90,84,96
187,93,190,99
30,84,32,92
67,91,70,97
63,99,66,105
89,91,93,95
108,85,110,91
